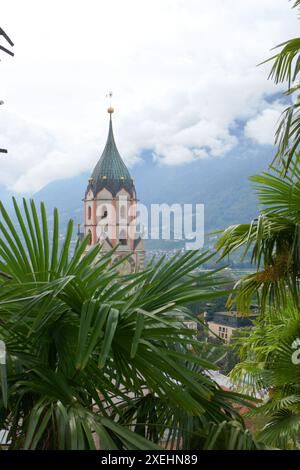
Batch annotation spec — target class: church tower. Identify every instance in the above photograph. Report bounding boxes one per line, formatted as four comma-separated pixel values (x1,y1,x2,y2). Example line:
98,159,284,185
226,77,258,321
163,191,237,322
83,106,144,273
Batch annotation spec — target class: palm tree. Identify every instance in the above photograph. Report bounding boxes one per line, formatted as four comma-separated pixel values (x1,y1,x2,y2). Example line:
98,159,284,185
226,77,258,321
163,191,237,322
211,1,300,448
0,198,259,450
230,301,300,449
216,0,300,311
262,0,300,174
216,169,300,312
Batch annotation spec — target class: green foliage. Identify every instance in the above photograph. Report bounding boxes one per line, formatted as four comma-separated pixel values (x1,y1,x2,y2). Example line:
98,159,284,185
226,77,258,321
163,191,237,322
262,1,300,173
216,169,300,312
199,420,262,450
0,198,257,450
213,1,300,449
231,303,300,449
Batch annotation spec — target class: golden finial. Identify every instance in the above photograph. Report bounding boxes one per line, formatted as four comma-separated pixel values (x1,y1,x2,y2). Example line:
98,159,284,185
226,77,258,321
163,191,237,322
106,91,114,114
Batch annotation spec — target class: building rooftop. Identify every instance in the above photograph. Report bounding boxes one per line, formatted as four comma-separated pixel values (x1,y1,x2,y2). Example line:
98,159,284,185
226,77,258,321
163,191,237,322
213,311,259,318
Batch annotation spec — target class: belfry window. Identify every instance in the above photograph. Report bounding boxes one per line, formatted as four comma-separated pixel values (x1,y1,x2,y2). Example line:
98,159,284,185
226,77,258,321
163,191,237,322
88,206,92,219
119,229,127,245
101,206,108,219
120,205,126,219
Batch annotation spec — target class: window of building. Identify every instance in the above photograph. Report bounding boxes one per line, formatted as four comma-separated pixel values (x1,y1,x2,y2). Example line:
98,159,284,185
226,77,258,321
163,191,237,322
120,205,126,219
88,206,91,219
101,206,108,219
119,229,127,245
87,229,92,245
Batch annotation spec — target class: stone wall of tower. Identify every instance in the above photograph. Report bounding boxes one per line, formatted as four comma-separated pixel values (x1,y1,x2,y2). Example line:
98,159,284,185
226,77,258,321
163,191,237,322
84,189,96,244
83,186,144,273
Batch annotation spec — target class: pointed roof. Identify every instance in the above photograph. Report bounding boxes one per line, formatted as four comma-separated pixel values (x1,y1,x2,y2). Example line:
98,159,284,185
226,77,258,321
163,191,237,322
86,110,135,198
91,114,132,182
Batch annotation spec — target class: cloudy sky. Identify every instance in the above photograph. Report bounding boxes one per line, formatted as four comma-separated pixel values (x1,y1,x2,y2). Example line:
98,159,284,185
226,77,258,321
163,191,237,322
0,0,299,193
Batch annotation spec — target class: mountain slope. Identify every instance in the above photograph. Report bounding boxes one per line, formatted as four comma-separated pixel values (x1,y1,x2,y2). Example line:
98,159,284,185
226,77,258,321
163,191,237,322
33,139,274,246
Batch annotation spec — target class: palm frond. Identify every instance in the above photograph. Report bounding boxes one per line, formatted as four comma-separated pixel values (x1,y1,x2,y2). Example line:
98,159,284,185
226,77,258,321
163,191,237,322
0,198,257,449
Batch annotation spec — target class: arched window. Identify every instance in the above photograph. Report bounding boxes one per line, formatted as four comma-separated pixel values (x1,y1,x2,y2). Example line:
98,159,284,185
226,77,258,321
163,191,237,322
88,206,92,219
87,229,92,245
119,229,127,246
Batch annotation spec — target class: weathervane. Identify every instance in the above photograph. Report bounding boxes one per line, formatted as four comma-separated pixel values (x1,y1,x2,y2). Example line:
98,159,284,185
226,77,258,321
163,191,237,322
106,91,114,114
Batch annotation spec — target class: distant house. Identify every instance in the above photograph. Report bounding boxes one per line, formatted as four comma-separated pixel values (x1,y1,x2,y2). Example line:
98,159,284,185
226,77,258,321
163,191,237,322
206,311,258,343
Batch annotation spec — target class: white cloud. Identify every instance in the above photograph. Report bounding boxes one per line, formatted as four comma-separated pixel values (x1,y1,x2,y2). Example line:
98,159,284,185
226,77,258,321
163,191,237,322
244,102,285,145
0,0,299,192
0,111,101,193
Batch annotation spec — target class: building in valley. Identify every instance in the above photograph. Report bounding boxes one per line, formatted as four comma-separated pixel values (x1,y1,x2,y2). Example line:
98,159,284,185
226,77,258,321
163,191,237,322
206,311,258,344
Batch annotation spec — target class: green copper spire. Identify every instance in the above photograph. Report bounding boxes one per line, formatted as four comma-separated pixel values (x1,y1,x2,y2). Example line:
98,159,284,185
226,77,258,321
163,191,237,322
91,111,132,182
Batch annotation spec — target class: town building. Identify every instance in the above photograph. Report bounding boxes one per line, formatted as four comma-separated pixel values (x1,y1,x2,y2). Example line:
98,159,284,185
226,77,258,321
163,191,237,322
206,311,258,343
